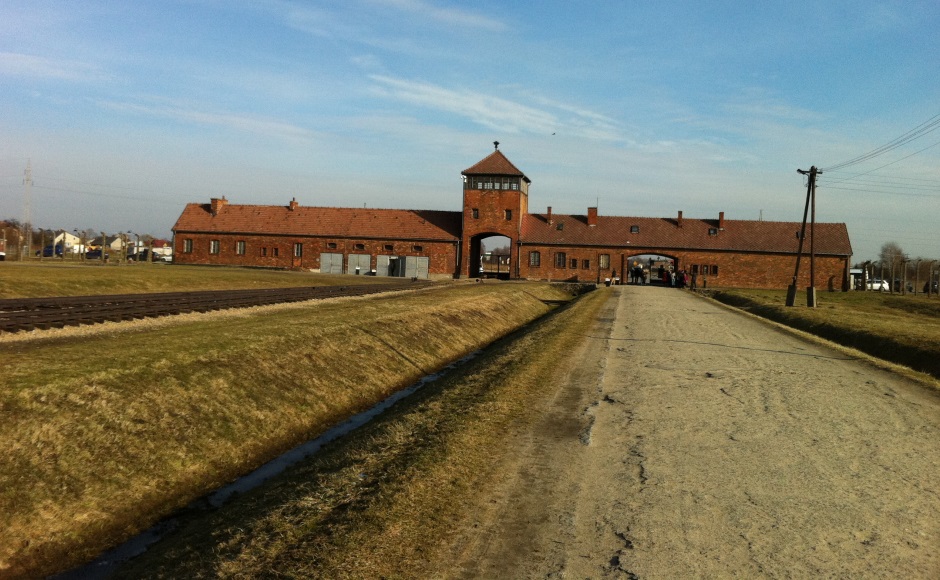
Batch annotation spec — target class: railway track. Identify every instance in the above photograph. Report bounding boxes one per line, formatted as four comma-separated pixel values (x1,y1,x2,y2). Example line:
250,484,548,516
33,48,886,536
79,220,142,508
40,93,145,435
0,281,432,333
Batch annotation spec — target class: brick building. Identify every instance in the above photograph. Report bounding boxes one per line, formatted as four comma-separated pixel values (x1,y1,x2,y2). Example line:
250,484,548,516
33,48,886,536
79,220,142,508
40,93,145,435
173,146,852,288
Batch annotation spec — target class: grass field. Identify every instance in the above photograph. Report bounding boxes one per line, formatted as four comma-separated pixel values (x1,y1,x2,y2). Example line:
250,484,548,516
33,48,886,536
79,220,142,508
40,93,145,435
0,261,391,298
115,284,610,579
0,276,579,578
705,288,940,380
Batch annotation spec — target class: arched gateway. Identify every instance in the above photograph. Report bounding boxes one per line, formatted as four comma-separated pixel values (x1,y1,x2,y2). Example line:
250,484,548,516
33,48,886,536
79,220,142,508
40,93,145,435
173,146,852,289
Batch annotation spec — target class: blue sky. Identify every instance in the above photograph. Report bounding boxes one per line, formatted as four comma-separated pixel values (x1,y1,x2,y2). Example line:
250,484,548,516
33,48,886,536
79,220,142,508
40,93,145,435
0,0,938,261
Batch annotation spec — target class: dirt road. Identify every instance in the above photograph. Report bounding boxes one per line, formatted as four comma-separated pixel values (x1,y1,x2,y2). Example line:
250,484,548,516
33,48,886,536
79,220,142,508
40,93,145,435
446,286,940,578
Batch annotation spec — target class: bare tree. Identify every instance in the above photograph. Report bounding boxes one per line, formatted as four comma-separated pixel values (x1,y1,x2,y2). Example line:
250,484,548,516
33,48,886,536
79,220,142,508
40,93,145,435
879,242,905,292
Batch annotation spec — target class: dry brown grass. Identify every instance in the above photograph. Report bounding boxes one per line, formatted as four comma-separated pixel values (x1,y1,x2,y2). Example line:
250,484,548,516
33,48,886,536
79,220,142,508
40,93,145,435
705,288,940,379
114,286,608,579
0,282,578,579
0,261,391,298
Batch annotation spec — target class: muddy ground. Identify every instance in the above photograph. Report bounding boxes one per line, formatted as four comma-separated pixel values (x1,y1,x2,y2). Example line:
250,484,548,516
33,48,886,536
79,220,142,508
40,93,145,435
441,286,940,578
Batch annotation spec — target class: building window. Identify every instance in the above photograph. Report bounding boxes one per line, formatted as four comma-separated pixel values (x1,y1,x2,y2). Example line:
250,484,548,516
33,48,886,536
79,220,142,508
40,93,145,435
557,223,564,231
273,247,279,257
570,258,578,269
701,265,709,275
236,241,246,255
529,251,541,267
384,244,393,251
505,209,512,220
555,252,567,268
261,247,267,257
712,266,719,276
599,254,610,269
709,228,718,236
630,225,639,233
413,245,423,252
183,239,193,253
472,208,479,219
582,259,591,269
209,240,220,255
691,264,699,274
293,243,303,258
355,243,365,250
327,242,337,249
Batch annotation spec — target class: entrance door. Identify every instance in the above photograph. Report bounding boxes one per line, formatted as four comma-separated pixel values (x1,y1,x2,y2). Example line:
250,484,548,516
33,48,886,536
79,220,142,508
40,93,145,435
319,252,343,274
347,254,371,275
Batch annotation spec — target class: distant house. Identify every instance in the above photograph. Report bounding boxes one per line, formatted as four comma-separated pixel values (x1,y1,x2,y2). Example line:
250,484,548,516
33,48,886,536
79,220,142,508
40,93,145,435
53,232,84,254
172,147,853,288
150,239,173,258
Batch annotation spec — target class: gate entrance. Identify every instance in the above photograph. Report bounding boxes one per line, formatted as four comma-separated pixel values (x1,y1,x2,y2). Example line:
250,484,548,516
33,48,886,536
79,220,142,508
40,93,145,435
471,234,512,279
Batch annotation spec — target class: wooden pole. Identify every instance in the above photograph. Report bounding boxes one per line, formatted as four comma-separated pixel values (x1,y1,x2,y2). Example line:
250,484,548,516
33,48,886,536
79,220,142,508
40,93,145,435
787,166,817,306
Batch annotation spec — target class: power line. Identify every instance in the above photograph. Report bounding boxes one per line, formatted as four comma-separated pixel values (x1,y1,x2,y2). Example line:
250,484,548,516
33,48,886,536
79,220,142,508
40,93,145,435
817,138,940,188
818,185,940,197
821,113,940,172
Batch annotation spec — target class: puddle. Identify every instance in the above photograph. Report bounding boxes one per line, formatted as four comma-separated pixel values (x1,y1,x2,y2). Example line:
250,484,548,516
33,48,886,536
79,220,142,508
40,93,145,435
55,351,479,579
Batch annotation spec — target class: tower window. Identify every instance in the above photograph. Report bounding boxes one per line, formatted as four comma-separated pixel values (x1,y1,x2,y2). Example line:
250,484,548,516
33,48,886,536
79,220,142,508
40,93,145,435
505,209,512,220
472,208,479,219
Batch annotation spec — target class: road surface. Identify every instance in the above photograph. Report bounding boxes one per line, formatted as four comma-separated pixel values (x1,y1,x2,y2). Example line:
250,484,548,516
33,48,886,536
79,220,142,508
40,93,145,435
445,285,940,578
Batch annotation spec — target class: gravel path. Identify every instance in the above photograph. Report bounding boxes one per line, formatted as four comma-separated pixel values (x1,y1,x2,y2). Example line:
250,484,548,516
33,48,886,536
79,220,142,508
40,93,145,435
447,285,940,578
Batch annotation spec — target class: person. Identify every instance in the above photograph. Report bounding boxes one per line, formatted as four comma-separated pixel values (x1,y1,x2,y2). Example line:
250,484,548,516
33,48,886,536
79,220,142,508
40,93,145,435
690,271,697,290
658,264,665,281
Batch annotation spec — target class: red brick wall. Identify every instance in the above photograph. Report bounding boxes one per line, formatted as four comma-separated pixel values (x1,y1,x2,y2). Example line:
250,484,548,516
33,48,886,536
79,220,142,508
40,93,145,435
518,245,848,289
174,233,458,277
460,187,527,277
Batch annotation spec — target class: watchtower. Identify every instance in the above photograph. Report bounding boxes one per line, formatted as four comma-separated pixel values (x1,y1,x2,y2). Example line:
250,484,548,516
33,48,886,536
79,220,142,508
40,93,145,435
460,142,530,277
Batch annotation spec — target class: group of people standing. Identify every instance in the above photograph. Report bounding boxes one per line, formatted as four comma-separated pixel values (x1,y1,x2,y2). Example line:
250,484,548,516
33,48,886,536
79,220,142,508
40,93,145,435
626,264,701,290
654,264,699,289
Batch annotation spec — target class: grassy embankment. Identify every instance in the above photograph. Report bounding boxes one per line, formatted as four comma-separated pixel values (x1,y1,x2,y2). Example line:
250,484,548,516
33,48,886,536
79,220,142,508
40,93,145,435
0,280,581,578
115,284,609,579
0,261,391,299
706,288,940,380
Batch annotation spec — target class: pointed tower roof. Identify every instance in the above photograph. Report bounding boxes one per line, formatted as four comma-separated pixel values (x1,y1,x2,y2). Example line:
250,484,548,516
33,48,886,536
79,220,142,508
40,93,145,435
461,147,530,183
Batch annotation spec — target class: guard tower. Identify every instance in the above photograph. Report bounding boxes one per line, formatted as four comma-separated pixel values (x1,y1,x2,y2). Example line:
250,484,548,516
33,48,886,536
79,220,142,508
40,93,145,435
460,142,530,278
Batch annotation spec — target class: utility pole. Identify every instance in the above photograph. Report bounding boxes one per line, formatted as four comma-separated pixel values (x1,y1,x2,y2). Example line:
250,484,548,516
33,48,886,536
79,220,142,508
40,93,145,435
23,159,32,260
786,166,820,306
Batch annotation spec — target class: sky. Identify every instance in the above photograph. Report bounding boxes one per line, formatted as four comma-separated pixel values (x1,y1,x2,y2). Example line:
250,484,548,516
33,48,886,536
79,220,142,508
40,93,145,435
0,0,938,261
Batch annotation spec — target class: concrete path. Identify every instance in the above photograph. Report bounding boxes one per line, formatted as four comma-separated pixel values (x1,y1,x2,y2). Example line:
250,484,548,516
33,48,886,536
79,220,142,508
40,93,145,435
450,285,940,578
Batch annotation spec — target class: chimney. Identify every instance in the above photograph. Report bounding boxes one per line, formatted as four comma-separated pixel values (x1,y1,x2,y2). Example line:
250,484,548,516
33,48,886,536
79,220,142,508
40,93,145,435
210,196,228,216
547,206,553,224
718,211,725,230
289,197,298,211
677,210,683,227
587,206,598,227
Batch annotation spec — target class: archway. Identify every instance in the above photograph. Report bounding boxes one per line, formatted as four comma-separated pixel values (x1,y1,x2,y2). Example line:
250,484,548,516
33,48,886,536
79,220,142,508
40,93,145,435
469,233,512,279
624,253,679,286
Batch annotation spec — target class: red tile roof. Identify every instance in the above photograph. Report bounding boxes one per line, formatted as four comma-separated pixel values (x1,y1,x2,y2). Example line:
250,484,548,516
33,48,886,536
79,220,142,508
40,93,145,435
521,213,852,256
173,202,461,241
462,150,531,182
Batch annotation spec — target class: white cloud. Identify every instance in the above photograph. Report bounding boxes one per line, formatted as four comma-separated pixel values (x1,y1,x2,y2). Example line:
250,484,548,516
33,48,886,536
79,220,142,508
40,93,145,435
0,52,108,82
367,0,507,32
369,75,624,141
97,99,314,141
